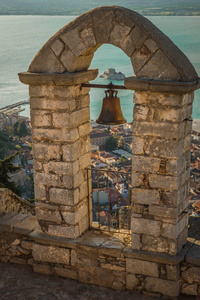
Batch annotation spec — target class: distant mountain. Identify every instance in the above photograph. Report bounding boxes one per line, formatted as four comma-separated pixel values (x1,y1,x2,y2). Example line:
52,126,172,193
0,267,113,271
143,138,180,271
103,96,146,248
0,0,199,15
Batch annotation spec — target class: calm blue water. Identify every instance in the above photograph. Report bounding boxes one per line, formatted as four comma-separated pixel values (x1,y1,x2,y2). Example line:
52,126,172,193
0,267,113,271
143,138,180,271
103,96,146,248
0,15,199,122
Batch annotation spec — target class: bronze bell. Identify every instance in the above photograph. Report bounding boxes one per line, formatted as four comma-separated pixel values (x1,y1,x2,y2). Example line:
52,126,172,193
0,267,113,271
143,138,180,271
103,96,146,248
96,89,127,125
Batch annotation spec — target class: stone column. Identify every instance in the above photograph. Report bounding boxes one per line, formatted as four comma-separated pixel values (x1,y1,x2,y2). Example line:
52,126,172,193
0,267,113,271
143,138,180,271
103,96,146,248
125,77,198,256
19,70,98,239
131,91,193,255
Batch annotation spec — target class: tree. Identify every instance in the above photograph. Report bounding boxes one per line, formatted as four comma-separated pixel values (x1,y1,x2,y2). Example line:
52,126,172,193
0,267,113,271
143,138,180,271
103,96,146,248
0,130,14,159
13,121,28,137
0,152,22,196
105,136,120,151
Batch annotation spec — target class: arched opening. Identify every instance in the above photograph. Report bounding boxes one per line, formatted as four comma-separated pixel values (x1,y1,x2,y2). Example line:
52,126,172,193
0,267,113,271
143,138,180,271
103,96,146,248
89,44,134,232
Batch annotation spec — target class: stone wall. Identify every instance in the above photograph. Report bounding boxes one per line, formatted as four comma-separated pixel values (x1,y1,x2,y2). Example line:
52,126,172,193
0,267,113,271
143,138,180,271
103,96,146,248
0,188,35,215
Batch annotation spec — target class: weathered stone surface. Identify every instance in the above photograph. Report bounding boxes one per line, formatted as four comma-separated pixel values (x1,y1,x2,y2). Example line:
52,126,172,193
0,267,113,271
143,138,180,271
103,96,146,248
131,233,141,250
181,284,198,296
132,136,145,155
131,46,152,74
32,244,70,264
54,266,78,280
126,258,159,277
136,50,181,80
60,49,93,72
30,97,76,111
133,120,185,140
48,224,79,239
93,9,114,44
28,47,65,73
149,174,179,190
145,277,179,297
71,249,78,266
145,139,183,159
167,264,179,281
50,39,65,57
61,202,88,225
61,29,87,57
126,274,139,290
36,208,62,223
131,217,161,236
34,184,46,201
133,104,149,121
132,155,160,173
31,110,52,127
33,144,61,161
149,206,178,219
79,153,91,170
49,188,77,206
182,267,200,284
32,128,79,143
33,263,53,275
34,172,60,187
131,172,144,187
132,189,160,205
186,244,200,267
21,241,33,251
142,235,170,254
109,24,131,48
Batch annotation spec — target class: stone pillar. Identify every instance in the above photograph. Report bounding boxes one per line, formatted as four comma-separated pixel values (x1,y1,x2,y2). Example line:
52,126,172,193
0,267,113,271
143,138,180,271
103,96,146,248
19,70,98,239
131,89,193,255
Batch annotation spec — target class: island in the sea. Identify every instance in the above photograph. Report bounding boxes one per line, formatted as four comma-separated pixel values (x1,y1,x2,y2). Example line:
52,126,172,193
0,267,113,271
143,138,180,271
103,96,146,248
99,68,125,81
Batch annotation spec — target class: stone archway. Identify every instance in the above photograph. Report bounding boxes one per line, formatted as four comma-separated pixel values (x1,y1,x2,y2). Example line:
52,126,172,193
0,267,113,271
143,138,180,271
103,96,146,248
19,6,199,257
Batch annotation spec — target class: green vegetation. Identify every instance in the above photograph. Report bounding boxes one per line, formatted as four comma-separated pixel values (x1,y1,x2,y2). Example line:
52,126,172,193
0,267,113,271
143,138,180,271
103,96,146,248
0,130,15,159
105,136,120,151
13,121,28,137
0,0,199,16
0,152,22,196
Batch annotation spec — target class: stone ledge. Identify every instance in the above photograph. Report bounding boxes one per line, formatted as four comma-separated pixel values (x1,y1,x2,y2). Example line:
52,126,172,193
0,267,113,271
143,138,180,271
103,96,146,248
123,242,192,265
18,69,98,86
124,76,200,94
0,213,39,235
185,243,200,267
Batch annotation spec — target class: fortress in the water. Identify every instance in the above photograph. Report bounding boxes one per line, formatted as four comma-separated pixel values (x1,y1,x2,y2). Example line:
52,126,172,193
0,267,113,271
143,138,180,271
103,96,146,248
99,68,125,80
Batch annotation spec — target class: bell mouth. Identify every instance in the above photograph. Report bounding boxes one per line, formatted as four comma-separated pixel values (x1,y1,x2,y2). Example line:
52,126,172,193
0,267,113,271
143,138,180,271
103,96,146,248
96,119,127,125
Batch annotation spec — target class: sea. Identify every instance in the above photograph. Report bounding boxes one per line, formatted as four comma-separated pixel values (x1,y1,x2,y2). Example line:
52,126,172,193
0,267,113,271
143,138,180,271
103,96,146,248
0,15,200,122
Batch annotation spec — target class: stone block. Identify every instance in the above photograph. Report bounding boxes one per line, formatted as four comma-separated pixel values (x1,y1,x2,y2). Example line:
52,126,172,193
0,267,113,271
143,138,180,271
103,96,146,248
132,136,145,155
149,206,178,219
132,155,160,173
74,170,85,188
75,95,90,109
161,213,188,239
145,138,183,159
34,172,60,187
36,207,62,223
131,233,141,250
93,9,114,44
182,267,200,284
30,110,52,127
30,97,76,111
133,120,184,139
49,188,78,206
131,217,161,236
61,29,87,57
79,181,88,200
34,184,46,201
50,39,65,56
137,50,181,81
166,157,186,176
126,258,159,277
181,284,198,296
32,128,79,143
79,152,91,170
144,39,158,53
46,161,74,175
132,188,160,205
131,46,152,74
71,249,77,266
109,24,131,48
33,160,43,171
154,107,182,122
126,274,139,290
142,235,169,253
78,122,91,137
53,108,90,129
33,144,61,161
80,26,96,49
149,174,179,190
60,49,93,72
29,47,65,73
61,202,88,225
33,263,53,275
166,265,179,281
144,277,179,297
79,214,89,235
132,172,144,187
54,266,78,280
21,241,33,250
32,244,70,264
121,25,147,57
48,224,79,239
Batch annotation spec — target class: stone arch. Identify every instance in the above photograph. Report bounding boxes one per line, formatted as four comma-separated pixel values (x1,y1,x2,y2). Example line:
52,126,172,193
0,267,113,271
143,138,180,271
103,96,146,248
19,6,200,258
29,6,197,81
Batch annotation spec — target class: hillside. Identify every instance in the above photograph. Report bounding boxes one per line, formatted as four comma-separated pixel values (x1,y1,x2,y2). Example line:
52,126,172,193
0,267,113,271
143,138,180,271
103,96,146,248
0,0,200,16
